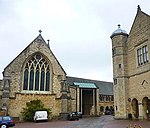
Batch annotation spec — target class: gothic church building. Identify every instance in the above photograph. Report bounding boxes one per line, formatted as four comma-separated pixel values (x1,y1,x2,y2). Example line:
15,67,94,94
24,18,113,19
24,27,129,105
0,31,113,120
111,6,150,119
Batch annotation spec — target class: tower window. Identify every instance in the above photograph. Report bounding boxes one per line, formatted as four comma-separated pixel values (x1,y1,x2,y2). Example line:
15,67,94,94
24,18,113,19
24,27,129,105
22,54,51,92
118,64,121,68
112,48,116,56
137,45,149,66
114,79,117,85
116,106,118,111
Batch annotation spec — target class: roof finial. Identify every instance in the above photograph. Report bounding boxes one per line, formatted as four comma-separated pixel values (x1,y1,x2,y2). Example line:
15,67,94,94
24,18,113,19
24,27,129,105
47,39,50,48
118,24,121,29
39,30,42,34
137,5,141,12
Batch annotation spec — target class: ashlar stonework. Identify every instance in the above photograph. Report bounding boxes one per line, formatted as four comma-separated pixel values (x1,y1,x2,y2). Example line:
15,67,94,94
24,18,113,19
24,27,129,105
0,32,113,120
111,6,150,119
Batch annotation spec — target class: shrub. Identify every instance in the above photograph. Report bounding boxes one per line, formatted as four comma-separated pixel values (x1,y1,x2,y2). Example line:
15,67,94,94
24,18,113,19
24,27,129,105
21,99,51,121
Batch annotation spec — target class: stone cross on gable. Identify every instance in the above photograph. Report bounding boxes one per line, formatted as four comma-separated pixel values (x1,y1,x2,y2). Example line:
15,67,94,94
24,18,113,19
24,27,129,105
39,30,42,34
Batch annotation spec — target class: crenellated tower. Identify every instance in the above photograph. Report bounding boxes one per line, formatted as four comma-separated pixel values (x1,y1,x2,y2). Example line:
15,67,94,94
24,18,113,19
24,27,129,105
110,25,129,119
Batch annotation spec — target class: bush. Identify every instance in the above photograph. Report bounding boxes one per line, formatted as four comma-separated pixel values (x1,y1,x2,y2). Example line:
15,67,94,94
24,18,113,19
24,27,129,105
21,99,51,121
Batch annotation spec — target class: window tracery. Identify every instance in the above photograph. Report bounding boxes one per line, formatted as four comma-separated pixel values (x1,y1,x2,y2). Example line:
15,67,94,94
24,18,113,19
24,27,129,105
22,54,50,92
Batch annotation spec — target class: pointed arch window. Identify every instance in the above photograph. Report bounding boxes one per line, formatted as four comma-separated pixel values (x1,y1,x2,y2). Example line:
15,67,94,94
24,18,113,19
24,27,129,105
23,67,28,90
40,65,45,91
22,54,51,92
35,70,39,91
46,66,50,91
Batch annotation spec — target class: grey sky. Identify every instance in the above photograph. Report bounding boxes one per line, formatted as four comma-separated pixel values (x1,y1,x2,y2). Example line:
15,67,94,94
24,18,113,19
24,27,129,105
0,0,150,81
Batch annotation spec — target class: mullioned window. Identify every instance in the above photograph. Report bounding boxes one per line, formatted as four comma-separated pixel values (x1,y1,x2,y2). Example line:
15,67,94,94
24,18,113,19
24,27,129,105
22,54,50,92
137,45,149,65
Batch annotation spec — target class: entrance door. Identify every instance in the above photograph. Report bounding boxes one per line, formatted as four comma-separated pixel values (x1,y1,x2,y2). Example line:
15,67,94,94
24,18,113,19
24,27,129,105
132,98,139,119
142,97,150,119
81,89,93,115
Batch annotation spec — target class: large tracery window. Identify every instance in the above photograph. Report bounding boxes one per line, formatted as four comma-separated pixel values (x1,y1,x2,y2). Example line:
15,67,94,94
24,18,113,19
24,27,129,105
23,54,50,92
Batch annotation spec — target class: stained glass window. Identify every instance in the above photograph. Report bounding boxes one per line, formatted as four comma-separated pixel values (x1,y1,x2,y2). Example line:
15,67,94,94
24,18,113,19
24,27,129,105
23,69,28,90
22,53,51,92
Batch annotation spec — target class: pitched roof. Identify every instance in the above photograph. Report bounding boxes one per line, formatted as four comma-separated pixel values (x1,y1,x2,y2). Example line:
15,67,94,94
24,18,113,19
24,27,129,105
66,76,113,95
4,34,46,70
3,34,66,75
128,6,150,36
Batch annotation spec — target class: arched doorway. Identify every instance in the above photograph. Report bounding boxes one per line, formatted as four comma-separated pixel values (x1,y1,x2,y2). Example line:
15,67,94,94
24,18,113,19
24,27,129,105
132,98,139,119
110,106,114,115
142,97,150,119
105,106,110,115
100,106,104,113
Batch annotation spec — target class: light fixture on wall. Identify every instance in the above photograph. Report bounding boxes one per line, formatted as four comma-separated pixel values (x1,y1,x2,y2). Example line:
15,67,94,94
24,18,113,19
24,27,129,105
128,98,131,102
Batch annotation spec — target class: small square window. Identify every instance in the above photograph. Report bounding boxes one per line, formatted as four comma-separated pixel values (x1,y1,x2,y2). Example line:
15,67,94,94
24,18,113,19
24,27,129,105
114,79,117,85
118,64,121,68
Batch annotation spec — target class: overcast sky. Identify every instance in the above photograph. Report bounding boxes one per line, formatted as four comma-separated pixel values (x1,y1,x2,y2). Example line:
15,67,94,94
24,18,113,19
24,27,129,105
0,0,150,82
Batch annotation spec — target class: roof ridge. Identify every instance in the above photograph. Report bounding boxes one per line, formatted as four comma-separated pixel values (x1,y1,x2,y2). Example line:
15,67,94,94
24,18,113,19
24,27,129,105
67,76,113,83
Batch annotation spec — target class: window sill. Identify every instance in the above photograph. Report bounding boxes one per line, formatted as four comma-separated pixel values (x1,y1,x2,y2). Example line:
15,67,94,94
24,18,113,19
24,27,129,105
21,91,50,94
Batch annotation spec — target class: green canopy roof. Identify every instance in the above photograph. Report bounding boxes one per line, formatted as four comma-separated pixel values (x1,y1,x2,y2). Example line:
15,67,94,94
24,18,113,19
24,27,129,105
73,82,97,88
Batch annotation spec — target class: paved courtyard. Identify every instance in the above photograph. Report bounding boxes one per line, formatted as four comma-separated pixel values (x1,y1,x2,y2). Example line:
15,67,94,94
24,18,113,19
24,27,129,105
15,115,150,128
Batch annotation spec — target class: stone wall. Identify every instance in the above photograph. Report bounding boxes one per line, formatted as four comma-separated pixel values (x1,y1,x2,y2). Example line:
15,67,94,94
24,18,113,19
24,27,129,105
70,86,77,112
9,93,61,119
112,8,150,119
129,72,150,101
0,80,2,96
3,40,66,98
2,36,66,119
0,80,2,107
127,10,150,116
127,11,150,77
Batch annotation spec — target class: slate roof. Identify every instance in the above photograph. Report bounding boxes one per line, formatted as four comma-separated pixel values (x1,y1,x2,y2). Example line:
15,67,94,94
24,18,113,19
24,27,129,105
66,76,113,95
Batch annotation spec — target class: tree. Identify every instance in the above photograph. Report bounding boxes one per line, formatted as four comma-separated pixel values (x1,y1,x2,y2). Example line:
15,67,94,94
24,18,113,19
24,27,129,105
21,99,51,121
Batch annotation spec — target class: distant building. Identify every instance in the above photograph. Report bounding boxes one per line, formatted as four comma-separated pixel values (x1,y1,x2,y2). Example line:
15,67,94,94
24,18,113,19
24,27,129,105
111,5,150,119
66,76,114,115
0,32,113,120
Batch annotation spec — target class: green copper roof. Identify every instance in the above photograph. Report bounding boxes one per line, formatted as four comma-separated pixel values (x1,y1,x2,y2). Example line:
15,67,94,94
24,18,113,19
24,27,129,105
73,82,97,88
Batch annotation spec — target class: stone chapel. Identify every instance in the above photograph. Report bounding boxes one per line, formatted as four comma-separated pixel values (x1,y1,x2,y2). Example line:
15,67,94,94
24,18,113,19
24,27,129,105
0,31,113,120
